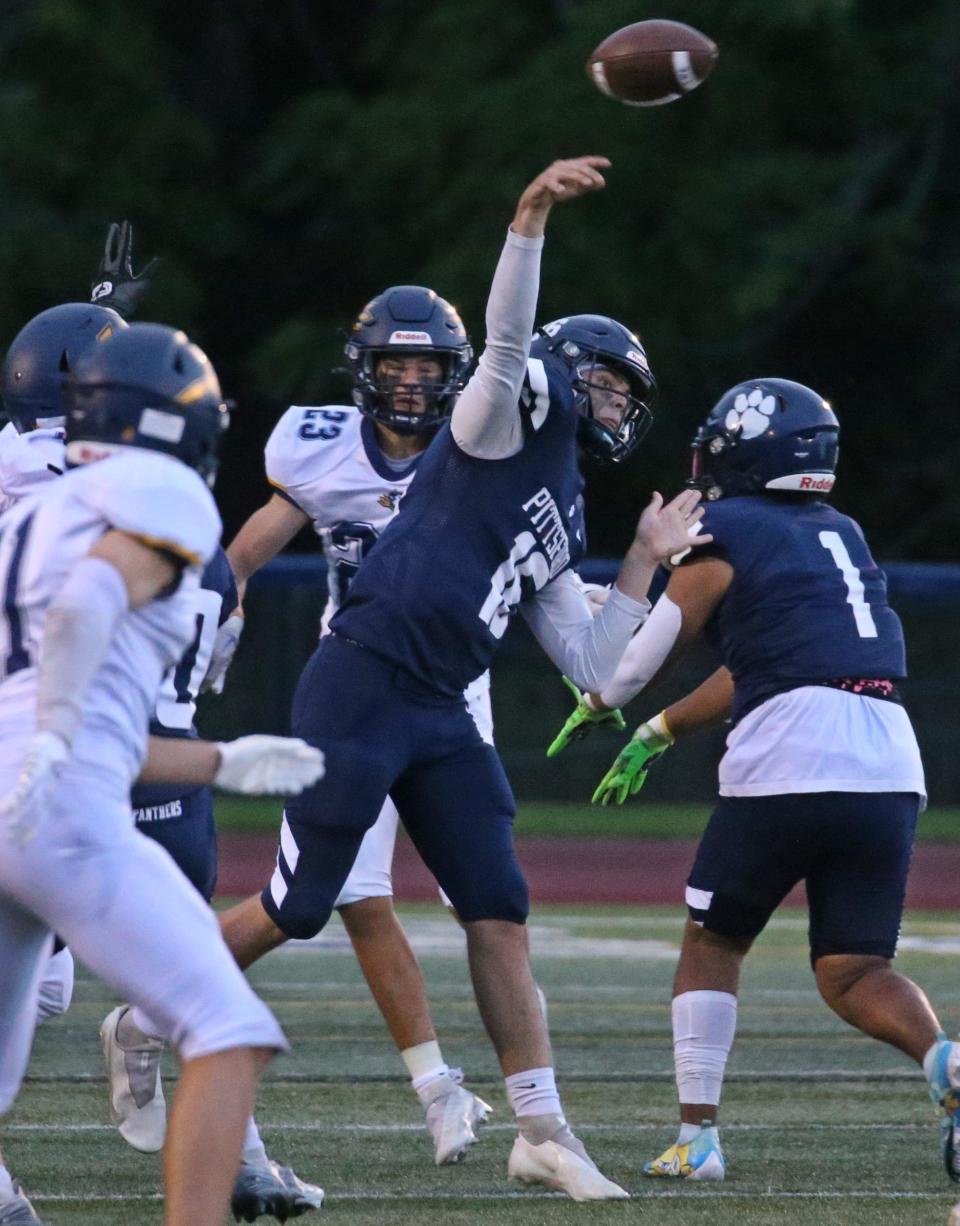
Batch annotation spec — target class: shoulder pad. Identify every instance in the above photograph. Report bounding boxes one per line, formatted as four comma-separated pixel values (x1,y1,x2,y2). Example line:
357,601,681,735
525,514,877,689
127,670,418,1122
0,425,64,501
265,404,362,496
518,358,571,432
84,451,221,568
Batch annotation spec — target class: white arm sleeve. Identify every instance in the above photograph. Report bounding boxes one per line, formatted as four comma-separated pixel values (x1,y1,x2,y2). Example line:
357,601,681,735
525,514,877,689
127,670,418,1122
450,229,545,460
521,570,650,693
36,556,130,745
598,592,684,710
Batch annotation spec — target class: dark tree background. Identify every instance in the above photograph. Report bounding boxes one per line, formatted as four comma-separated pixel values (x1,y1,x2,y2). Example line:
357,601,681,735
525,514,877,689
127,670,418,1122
0,0,956,559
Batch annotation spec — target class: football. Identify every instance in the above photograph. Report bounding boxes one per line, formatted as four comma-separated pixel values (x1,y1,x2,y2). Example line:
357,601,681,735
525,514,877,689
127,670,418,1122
587,19,718,107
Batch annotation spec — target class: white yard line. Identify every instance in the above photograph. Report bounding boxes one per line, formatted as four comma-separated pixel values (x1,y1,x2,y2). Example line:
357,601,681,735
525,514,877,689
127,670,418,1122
20,1068,928,1084
29,1189,954,1202
4,1121,935,1134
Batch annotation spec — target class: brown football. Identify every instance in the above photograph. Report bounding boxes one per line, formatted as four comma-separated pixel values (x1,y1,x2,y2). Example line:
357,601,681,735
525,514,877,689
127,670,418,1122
587,19,718,107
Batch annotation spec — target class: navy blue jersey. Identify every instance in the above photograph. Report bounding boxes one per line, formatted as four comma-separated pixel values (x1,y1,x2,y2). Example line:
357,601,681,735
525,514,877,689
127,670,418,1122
132,546,237,808
332,358,586,695
689,496,906,722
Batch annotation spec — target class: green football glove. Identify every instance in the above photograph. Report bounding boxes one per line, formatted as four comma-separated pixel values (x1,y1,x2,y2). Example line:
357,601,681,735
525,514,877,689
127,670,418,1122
592,717,674,805
546,676,626,757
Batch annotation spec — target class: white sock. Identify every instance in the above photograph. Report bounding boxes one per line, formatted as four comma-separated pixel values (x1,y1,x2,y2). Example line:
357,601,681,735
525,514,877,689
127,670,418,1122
924,1033,951,1084
505,1067,562,1120
672,990,737,1110
678,1122,702,1143
401,1040,448,1083
36,946,75,1022
129,1004,165,1041
0,1164,14,1202
242,1117,269,1168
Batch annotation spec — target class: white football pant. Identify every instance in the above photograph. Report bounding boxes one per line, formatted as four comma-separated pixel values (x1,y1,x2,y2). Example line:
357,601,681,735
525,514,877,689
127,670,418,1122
0,764,284,1114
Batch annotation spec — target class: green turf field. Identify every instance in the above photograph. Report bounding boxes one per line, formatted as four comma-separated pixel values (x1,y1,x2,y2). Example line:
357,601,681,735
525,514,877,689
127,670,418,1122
12,903,960,1224
213,796,960,841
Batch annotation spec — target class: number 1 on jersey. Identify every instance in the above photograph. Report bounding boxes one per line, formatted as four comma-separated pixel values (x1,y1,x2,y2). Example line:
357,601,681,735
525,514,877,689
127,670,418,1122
818,530,878,639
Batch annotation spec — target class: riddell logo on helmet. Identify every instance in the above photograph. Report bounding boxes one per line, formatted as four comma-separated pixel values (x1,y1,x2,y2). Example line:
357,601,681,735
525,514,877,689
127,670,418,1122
799,475,834,491
388,330,432,344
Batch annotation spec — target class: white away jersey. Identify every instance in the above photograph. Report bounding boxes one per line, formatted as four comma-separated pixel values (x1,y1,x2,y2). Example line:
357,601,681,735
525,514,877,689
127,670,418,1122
0,422,65,514
265,405,421,629
0,450,221,793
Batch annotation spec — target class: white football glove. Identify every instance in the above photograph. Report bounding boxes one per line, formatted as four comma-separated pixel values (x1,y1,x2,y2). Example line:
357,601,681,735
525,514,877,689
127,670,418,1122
201,613,244,695
214,735,325,795
0,731,70,845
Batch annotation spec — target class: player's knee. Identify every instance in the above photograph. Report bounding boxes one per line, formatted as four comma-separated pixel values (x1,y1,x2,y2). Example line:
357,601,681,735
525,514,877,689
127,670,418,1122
278,905,331,942
174,992,286,1063
264,886,332,941
446,869,529,925
814,952,890,1007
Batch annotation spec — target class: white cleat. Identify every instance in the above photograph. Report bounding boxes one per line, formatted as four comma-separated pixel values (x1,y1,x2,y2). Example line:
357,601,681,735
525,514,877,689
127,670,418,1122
423,1072,492,1165
99,1005,167,1153
508,1134,629,1201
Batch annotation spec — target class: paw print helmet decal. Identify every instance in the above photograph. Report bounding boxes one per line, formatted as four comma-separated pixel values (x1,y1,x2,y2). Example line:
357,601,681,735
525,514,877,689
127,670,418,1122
688,378,839,500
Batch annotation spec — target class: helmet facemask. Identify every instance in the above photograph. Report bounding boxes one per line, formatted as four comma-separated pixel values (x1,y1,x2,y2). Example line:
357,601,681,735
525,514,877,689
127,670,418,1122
343,286,473,435
573,358,654,464
351,347,463,435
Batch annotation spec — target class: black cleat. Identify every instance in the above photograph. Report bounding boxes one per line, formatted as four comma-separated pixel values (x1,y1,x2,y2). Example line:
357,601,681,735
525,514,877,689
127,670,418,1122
231,1160,324,1222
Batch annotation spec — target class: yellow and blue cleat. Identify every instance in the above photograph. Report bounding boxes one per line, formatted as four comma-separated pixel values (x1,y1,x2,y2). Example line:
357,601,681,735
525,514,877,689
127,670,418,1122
643,1124,725,1182
926,1036,960,1182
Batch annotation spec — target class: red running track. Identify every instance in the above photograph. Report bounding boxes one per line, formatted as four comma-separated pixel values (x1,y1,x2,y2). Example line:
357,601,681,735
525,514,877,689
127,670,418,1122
216,834,960,910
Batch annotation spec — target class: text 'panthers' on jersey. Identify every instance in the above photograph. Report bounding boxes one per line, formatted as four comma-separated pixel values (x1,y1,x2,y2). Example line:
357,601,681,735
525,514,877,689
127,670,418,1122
0,450,221,790
0,421,65,514
265,404,422,629
332,357,587,695
690,494,907,722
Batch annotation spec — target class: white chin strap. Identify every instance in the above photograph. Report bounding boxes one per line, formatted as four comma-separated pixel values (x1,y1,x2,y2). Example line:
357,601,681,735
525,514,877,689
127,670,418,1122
765,472,835,494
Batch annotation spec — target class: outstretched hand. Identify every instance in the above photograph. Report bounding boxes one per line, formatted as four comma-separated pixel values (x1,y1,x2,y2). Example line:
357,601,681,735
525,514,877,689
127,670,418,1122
631,489,712,569
512,157,611,238
545,675,626,758
90,220,159,318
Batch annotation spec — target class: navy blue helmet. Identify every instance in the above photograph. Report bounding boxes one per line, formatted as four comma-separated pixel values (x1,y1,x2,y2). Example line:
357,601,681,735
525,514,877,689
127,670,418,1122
689,378,839,501
344,285,473,433
529,315,656,464
2,302,127,433
65,323,229,482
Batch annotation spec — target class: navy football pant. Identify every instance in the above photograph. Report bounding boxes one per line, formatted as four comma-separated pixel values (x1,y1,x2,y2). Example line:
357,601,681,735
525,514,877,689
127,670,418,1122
263,634,526,940
686,791,920,963
131,786,218,903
